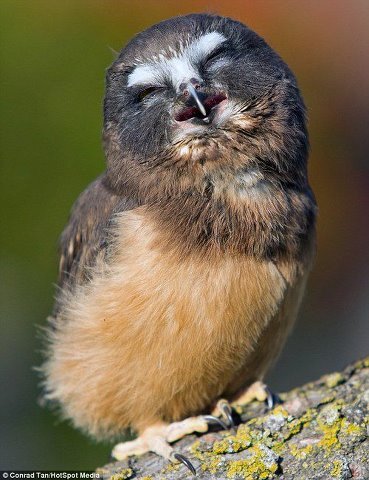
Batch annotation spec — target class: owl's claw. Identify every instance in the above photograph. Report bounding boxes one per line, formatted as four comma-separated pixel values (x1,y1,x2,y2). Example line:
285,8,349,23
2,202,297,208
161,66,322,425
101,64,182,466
111,410,241,475
113,417,212,474
172,452,197,476
210,399,237,428
217,399,235,427
265,385,277,409
203,414,229,430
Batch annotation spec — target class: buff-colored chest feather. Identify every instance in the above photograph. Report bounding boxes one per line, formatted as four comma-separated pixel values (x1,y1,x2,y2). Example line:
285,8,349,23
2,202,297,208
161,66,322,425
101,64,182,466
46,208,305,437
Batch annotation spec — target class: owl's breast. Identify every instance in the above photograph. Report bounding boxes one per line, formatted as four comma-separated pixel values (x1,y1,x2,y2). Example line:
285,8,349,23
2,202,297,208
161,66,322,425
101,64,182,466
113,207,301,351
104,207,305,412
46,206,312,435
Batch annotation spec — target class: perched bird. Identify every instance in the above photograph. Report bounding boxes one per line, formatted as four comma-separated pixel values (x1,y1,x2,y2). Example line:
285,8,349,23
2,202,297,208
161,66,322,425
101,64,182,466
41,13,316,474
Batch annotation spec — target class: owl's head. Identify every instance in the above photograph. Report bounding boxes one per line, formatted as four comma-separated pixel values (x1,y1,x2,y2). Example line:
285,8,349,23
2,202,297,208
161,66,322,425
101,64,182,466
104,14,308,200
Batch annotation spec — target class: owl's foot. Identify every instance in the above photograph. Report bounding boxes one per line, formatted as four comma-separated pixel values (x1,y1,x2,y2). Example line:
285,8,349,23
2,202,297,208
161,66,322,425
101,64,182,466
234,380,277,410
111,415,227,476
211,398,235,427
211,382,279,427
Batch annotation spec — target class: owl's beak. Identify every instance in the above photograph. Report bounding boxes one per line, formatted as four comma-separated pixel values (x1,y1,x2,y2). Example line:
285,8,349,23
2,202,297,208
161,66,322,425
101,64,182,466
175,90,227,123
175,81,227,123
186,84,207,117
176,79,208,120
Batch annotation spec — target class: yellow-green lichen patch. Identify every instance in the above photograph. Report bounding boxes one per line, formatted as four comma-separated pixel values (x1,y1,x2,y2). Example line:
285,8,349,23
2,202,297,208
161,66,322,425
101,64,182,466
280,408,315,443
284,418,303,438
319,394,335,405
330,460,343,477
270,405,290,419
340,418,364,436
289,443,314,460
324,372,345,388
189,439,203,460
212,424,253,455
190,437,227,475
338,417,367,448
212,436,248,454
317,405,343,451
160,461,180,474
227,459,253,479
236,423,254,444
109,469,134,480
318,422,341,450
267,439,286,456
200,457,224,474
226,444,279,480
317,403,341,426
191,439,201,449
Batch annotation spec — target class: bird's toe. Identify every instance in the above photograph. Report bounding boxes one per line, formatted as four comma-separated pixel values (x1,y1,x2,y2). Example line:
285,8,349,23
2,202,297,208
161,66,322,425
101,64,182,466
111,437,148,460
233,380,280,410
112,423,198,475
216,399,236,427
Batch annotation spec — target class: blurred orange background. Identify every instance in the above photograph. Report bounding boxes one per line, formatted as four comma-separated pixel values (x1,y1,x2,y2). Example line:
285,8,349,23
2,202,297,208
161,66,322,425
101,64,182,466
1,0,368,470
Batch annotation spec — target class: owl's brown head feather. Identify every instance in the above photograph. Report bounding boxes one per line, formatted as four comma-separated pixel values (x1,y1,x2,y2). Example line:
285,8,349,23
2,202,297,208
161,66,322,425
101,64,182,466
101,13,316,260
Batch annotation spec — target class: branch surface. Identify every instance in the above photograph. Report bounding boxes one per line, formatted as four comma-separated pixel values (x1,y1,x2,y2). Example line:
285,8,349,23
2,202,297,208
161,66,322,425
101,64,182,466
96,357,369,480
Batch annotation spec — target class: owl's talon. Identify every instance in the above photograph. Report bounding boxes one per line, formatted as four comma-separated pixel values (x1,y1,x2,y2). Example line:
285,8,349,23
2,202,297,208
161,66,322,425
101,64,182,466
203,414,228,430
265,386,275,409
172,452,197,476
112,422,200,475
217,399,235,427
265,387,281,409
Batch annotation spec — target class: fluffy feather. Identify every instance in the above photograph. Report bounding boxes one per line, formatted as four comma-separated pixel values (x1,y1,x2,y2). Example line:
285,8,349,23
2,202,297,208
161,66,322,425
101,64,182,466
41,13,316,442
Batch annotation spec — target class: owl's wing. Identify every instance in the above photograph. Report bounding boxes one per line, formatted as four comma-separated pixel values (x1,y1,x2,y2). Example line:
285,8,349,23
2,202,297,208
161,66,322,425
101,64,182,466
54,174,136,314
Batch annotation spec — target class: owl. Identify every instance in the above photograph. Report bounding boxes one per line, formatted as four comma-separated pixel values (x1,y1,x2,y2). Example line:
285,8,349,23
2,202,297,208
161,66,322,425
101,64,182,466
41,13,316,474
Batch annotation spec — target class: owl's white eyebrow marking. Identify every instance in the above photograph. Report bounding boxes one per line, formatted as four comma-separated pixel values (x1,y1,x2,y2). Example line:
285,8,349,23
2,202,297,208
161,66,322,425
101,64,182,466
127,31,227,88
127,64,160,87
189,32,226,60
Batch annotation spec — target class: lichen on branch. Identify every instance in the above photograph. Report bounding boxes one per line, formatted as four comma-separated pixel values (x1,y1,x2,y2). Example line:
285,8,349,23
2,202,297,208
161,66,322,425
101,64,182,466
96,358,369,480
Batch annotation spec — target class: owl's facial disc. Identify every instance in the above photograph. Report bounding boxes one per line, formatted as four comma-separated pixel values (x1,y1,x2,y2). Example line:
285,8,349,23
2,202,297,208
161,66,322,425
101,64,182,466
126,31,230,131
105,14,306,175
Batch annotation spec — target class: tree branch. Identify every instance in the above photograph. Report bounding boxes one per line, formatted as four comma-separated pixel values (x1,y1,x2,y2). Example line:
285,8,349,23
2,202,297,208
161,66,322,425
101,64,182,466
96,357,369,479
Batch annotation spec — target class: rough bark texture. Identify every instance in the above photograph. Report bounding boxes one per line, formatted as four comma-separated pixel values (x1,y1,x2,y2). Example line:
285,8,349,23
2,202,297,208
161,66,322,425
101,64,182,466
96,357,369,480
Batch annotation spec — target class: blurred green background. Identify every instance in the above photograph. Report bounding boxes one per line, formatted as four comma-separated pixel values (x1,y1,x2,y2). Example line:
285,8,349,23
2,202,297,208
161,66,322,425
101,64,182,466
1,0,368,470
